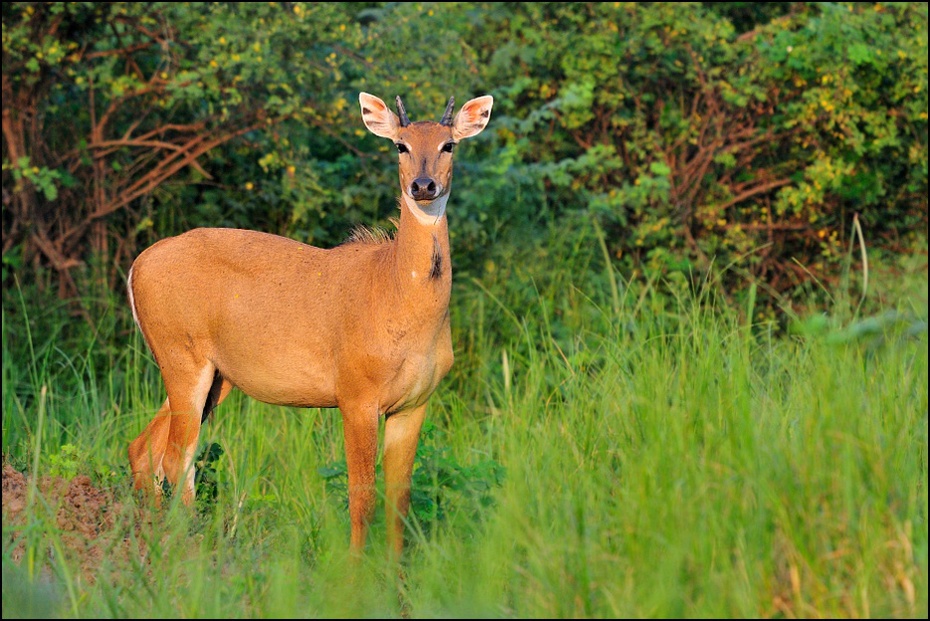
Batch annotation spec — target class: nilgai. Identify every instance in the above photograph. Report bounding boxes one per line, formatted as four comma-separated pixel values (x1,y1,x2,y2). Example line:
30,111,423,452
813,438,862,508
127,92,493,557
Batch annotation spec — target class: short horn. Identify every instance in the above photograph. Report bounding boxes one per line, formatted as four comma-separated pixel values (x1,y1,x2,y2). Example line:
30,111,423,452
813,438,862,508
395,96,411,127
439,96,455,126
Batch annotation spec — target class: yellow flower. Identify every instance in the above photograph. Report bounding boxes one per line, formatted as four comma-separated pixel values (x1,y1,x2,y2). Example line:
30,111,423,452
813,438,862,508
245,182,254,191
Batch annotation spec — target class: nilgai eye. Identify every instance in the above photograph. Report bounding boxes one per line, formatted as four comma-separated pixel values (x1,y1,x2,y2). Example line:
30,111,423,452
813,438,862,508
395,143,409,154
442,142,455,153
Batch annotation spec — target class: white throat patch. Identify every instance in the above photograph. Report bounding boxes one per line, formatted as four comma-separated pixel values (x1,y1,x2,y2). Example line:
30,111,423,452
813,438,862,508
402,192,448,226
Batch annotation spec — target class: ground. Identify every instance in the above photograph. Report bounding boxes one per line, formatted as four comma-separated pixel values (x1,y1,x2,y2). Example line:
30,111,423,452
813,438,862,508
2,462,126,585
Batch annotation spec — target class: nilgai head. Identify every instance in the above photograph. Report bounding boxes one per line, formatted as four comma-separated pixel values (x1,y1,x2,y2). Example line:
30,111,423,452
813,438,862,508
359,92,493,221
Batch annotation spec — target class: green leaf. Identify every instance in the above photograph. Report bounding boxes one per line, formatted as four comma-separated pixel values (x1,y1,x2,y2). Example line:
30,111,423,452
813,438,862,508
848,43,874,66
649,161,671,177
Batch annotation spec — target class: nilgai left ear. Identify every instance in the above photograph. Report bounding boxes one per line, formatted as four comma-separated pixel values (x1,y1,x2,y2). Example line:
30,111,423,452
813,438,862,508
452,95,493,141
359,92,400,140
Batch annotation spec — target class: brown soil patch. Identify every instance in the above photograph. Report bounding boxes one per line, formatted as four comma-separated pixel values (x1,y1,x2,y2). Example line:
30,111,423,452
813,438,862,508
2,462,130,585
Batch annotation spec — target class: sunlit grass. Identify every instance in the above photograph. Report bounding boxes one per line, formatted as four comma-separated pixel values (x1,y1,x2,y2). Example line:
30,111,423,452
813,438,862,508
2,247,927,617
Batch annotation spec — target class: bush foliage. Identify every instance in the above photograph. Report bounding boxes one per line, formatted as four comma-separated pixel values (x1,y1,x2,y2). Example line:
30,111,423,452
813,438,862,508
2,2,927,310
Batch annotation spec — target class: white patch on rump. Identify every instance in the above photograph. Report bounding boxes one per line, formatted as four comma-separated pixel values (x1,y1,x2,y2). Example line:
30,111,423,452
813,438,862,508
127,265,142,330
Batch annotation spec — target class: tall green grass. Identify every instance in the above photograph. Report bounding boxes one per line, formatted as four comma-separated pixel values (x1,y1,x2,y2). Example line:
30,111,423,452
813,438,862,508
2,234,927,618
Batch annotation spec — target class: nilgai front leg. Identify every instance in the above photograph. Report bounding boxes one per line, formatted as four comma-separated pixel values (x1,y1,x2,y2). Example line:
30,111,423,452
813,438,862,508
383,403,429,560
341,402,381,554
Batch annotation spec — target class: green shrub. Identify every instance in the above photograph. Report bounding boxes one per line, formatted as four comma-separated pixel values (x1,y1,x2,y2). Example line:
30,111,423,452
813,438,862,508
466,2,927,308
2,2,926,316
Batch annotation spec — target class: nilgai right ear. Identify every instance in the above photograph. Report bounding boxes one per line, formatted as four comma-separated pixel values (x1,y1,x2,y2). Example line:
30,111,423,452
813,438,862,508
452,95,493,141
359,92,400,140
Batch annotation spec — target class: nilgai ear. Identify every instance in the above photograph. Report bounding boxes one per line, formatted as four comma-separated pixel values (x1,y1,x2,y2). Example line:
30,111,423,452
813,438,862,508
359,92,400,140
452,95,493,141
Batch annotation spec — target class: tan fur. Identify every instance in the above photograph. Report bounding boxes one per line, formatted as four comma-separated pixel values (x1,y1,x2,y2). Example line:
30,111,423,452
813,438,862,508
127,92,493,559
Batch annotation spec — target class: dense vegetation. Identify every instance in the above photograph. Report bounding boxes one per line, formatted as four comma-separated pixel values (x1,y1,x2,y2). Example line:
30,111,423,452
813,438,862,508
3,261,927,617
2,2,926,310
2,2,927,618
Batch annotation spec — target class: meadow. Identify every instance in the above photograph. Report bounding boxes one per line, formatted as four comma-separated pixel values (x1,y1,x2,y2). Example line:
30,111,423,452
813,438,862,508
2,3,928,617
2,228,927,618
